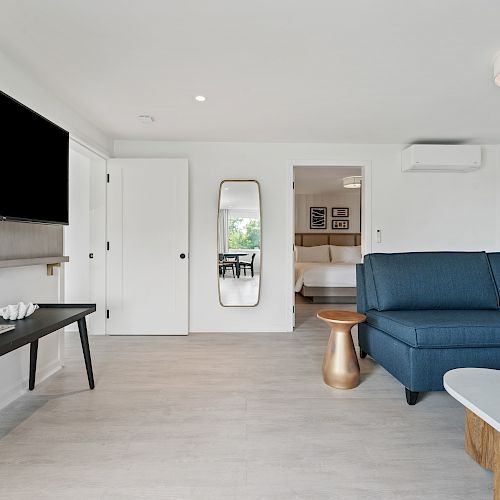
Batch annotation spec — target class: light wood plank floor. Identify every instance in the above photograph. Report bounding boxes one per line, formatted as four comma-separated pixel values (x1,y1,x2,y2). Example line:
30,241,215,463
219,274,260,306
0,302,492,499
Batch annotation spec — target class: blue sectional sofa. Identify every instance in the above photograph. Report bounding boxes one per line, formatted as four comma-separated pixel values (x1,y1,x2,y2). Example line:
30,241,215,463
356,252,500,405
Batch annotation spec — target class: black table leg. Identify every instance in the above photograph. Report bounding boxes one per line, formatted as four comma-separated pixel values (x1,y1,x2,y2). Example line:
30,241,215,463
236,257,240,278
29,340,38,390
77,318,95,390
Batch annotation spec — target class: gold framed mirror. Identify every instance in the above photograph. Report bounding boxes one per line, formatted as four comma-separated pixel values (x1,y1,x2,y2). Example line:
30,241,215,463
217,180,261,307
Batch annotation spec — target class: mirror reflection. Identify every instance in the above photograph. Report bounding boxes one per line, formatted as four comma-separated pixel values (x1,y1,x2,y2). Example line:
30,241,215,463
218,181,261,307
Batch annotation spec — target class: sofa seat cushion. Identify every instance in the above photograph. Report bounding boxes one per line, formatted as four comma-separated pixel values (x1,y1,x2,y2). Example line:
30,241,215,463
366,309,500,348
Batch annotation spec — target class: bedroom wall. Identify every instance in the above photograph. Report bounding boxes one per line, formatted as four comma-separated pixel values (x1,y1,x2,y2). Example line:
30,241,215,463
0,50,111,409
295,191,361,233
114,140,500,333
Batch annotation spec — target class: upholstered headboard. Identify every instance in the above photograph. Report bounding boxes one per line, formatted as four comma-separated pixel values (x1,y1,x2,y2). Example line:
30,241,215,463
295,233,361,247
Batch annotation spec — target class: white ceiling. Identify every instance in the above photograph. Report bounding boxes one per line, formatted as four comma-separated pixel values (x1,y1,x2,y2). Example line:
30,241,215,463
294,167,362,195
2,1,500,143
220,181,260,210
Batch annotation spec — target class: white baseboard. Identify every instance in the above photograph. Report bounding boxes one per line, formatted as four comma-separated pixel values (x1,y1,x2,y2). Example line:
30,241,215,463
0,359,62,411
189,327,294,333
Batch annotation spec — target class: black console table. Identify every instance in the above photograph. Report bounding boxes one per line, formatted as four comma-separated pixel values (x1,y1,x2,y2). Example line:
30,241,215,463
0,304,96,390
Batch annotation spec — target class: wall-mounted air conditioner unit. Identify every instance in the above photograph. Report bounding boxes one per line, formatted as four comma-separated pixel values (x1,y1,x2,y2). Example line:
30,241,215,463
402,145,481,172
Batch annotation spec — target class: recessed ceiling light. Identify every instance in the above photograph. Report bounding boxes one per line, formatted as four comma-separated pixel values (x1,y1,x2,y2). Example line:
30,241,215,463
195,95,206,102
138,115,154,124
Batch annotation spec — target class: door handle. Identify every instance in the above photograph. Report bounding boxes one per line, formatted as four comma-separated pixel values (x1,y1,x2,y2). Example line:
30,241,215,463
180,253,186,259
89,253,94,259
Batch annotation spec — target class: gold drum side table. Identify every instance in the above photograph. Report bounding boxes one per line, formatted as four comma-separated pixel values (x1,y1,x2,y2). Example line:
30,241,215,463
317,310,366,389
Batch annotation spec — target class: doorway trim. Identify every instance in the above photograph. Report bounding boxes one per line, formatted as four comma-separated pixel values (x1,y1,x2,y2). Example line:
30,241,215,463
286,160,373,331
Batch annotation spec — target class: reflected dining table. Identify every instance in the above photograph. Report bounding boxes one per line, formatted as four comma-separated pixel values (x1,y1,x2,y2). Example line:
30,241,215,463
222,253,248,278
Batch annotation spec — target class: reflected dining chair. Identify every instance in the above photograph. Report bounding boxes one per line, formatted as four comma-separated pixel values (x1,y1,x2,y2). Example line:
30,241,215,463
240,253,256,277
218,254,236,278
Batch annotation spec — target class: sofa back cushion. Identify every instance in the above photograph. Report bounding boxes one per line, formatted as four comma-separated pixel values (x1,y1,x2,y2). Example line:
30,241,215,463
487,253,500,302
364,252,499,311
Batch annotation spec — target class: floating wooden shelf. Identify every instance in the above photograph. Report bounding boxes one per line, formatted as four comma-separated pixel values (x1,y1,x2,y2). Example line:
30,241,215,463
0,256,69,276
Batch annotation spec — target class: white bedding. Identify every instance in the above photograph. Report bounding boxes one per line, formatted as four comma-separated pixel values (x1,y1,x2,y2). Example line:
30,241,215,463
294,262,357,292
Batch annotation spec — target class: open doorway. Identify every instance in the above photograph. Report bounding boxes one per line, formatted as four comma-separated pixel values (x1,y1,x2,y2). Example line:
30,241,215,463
293,165,364,319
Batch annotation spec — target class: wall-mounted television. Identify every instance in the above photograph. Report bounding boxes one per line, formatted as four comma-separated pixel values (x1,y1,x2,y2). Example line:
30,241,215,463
0,90,69,225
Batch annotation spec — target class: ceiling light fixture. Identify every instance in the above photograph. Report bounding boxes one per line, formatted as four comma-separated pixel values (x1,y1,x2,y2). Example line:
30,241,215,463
195,95,206,102
138,115,154,124
494,52,500,87
343,176,362,189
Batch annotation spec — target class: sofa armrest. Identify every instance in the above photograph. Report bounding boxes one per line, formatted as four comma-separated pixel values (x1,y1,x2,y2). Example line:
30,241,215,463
356,263,368,314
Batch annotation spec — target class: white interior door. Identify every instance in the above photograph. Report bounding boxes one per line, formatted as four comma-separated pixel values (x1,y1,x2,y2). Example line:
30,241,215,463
64,141,107,335
64,148,90,332
106,158,189,335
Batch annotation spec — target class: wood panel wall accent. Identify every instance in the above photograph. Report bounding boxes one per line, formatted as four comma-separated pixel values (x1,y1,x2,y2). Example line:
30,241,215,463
0,221,66,274
0,221,63,260
295,233,361,247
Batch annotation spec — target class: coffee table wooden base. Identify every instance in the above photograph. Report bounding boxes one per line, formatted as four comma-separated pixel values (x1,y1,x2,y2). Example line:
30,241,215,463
444,369,500,500
465,408,500,500
317,310,366,390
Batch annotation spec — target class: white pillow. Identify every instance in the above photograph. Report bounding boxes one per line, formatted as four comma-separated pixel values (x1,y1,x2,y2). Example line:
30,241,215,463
330,245,362,264
295,245,330,263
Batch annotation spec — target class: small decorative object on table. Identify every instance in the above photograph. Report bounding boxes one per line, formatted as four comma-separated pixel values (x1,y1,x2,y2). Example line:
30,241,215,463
0,302,39,320
317,310,366,389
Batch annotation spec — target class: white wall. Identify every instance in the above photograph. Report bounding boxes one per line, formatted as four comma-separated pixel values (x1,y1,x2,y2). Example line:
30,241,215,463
64,149,90,328
0,266,62,408
0,49,111,409
295,191,361,233
114,141,500,333
0,49,111,155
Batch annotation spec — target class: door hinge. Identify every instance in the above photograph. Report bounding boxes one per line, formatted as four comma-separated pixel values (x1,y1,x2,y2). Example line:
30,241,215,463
106,309,110,319
107,241,110,251
293,305,295,313
107,173,110,183
293,181,295,189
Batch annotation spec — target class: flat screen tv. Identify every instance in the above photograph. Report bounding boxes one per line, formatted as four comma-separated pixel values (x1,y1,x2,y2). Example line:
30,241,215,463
0,90,69,225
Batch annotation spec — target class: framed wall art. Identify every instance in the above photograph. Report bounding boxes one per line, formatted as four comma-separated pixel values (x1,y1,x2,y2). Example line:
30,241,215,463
310,207,327,229
332,207,349,218
332,219,349,230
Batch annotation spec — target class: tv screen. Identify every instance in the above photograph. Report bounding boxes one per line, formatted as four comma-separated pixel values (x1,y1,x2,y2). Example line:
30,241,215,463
0,91,69,225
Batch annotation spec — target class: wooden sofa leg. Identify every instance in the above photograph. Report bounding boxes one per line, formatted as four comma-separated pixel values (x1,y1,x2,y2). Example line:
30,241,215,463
405,388,419,405
359,348,367,359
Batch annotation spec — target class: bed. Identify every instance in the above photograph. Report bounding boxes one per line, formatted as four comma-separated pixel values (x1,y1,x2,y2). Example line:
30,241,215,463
294,232,361,303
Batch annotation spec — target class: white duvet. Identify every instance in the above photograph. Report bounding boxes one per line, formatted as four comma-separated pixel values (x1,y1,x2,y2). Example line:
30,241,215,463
294,262,357,292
